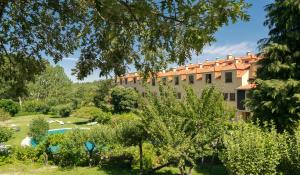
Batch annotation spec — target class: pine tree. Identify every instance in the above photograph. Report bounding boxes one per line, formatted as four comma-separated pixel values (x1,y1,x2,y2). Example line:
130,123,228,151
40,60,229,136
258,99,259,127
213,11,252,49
248,0,300,132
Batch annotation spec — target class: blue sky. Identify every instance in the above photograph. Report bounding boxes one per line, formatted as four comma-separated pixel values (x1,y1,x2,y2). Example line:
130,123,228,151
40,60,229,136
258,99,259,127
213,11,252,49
56,0,273,82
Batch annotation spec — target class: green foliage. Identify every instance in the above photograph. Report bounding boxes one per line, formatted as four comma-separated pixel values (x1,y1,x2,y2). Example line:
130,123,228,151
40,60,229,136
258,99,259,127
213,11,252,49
141,86,232,174
280,124,300,174
116,117,144,146
0,99,19,116
22,100,50,114
0,127,13,143
27,65,72,105
220,121,283,175
70,0,250,79
0,109,10,121
29,117,49,143
93,80,114,111
12,146,39,162
248,0,300,132
72,106,112,123
56,129,89,167
111,86,138,113
0,55,45,99
94,111,112,124
51,104,73,117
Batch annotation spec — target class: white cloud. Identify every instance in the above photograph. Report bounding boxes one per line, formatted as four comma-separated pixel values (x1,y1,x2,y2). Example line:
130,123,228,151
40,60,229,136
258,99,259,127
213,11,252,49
202,42,256,56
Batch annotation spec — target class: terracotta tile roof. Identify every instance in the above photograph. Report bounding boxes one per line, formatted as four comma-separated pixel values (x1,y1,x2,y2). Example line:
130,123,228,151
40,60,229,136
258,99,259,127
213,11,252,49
120,54,261,80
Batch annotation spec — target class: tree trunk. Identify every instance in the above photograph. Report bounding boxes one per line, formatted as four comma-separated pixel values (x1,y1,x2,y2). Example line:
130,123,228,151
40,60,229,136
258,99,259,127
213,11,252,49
187,166,194,175
139,141,143,175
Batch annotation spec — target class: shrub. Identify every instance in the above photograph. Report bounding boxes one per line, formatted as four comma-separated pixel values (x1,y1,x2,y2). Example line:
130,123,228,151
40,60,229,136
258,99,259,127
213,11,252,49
0,127,13,143
280,125,300,174
0,109,11,121
29,117,49,143
72,106,112,123
220,121,282,175
0,99,19,116
56,129,89,167
22,100,50,114
12,146,39,162
110,86,138,113
94,111,112,124
51,104,72,117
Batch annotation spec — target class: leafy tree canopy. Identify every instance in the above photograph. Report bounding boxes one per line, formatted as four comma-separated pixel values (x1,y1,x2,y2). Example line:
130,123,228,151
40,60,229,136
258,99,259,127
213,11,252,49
140,86,233,174
0,55,45,99
0,0,250,79
248,0,300,132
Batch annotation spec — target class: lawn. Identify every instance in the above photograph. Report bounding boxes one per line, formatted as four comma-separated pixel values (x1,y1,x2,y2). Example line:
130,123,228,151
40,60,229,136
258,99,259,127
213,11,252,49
0,161,227,175
1,114,91,146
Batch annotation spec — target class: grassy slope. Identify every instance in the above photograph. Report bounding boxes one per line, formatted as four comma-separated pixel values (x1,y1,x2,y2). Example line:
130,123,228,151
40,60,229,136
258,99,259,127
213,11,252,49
2,114,90,146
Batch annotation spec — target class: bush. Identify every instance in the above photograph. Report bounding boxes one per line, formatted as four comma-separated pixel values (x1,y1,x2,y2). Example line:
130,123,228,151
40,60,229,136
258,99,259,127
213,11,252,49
0,127,13,143
280,125,300,174
72,106,112,123
110,86,138,113
0,99,19,116
22,100,50,114
51,104,72,117
56,129,89,167
29,117,49,143
0,109,11,121
220,121,282,175
12,146,39,162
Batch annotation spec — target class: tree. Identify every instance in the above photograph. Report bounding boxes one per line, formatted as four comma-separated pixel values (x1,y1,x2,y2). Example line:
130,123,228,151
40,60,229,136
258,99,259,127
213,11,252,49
29,117,49,143
93,80,115,111
27,64,72,104
140,86,233,175
247,0,300,132
0,55,45,99
110,86,138,113
1,0,250,79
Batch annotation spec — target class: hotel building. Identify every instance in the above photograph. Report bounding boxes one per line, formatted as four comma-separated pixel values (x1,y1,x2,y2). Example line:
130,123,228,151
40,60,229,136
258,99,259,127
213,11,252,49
116,52,261,117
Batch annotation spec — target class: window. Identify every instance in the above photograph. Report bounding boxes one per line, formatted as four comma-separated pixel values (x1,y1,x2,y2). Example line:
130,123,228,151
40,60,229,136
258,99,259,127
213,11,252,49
230,93,235,101
223,93,228,100
125,78,128,85
133,77,137,84
152,78,156,86
205,74,212,83
225,72,233,83
177,92,181,99
188,75,194,84
142,92,145,97
120,79,123,85
175,76,179,85
162,77,167,85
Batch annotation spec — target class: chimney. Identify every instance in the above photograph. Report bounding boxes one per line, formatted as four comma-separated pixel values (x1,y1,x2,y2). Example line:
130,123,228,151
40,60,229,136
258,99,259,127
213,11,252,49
234,57,239,64
215,60,219,66
162,69,166,73
227,54,233,60
173,68,177,72
199,64,203,68
185,66,189,70
246,51,251,56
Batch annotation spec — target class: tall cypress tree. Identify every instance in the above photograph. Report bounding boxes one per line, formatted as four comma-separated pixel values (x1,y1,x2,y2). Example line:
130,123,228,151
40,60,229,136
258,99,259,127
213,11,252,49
248,0,300,132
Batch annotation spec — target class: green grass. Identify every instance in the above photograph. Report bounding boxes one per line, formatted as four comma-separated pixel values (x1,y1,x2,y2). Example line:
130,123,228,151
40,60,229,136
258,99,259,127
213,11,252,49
0,161,227,175
1,114,91,146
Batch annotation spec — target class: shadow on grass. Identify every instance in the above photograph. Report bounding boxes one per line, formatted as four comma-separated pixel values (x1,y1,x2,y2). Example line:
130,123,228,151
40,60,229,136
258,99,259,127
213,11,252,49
194,164,228,175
